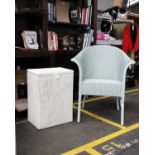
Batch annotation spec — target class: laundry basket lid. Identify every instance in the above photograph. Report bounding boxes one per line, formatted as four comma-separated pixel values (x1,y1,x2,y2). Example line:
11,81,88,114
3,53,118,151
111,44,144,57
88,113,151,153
27,67,73,75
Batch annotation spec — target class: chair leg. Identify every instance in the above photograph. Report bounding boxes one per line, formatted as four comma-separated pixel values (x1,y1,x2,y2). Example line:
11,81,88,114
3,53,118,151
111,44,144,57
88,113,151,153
116,97,120,111
77,94,82,123
120,96,125,125
82,95,86,109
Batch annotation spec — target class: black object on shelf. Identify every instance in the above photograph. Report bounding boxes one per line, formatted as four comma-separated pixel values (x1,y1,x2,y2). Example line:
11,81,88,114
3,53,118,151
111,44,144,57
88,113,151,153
17,83,27,99
100,20,111,33
102,6,127,20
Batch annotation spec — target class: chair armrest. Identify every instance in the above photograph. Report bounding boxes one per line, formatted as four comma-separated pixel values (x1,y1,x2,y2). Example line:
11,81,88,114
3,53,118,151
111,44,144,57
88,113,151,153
71,57,82,82
71,51,85,85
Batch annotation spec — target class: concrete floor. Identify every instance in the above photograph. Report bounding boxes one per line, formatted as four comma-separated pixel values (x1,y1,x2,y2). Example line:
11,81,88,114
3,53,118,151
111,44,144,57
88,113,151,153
16,90,139,155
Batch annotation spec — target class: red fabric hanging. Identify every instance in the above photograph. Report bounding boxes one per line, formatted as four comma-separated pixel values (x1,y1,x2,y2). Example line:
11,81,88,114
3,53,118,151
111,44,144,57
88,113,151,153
122,24,139,53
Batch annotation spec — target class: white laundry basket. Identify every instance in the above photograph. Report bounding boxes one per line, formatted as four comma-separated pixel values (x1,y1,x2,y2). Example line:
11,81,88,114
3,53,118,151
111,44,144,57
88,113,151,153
27,67,74,129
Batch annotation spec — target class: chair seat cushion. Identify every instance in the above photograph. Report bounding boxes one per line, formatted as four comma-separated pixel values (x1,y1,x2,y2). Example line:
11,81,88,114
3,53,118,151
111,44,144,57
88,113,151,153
81,79,122,97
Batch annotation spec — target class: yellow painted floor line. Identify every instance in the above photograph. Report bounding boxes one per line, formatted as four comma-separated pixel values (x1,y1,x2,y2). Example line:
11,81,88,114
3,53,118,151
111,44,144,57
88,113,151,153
85,148,102,155
62,123,139,155
85,96,110,104
73,106,126,129
126,88,139,94
74,88,139,105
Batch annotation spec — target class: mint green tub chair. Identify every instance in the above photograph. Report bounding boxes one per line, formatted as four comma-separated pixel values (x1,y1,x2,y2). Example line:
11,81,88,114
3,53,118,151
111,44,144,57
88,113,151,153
71,45,135,125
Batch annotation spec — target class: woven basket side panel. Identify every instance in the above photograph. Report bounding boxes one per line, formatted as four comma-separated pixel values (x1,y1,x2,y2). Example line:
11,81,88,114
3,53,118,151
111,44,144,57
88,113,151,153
38,74,73,128
27,72,40,128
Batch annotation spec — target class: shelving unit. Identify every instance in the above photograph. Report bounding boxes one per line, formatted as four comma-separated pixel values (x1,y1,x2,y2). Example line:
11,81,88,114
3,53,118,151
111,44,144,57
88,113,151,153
96,16,133,46
97,15,134,24
15,9,47,16
48,21,91,27
15,0,97,104
96,0,137,47
15,48,52,58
